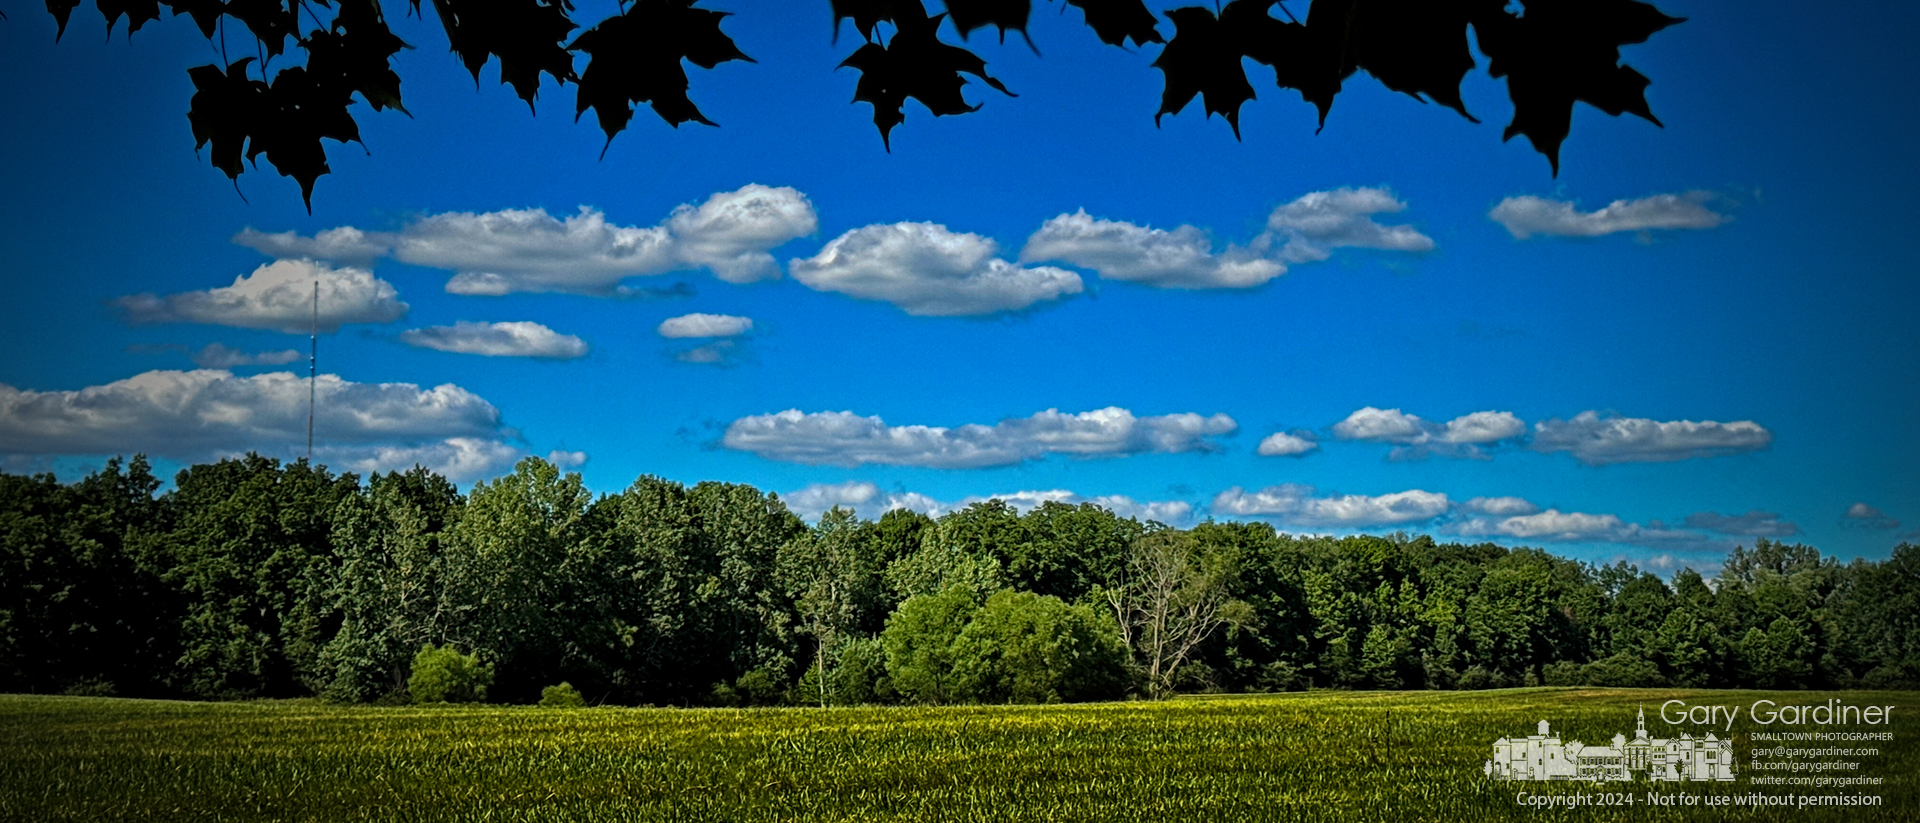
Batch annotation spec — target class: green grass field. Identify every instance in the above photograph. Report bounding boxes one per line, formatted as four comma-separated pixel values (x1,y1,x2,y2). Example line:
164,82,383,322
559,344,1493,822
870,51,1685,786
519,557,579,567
1,689,1912,822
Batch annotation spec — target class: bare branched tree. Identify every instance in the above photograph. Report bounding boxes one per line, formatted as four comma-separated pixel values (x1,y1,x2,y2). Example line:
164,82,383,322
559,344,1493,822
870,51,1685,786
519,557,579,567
1104,530,1248,698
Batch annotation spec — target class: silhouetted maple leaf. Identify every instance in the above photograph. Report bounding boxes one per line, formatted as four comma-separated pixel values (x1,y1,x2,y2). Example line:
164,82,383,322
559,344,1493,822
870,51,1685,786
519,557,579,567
1342,0,1479,122
831,0,894,43
162,0,225,39
59,0,1690,208
249,65,362,211
187,57,363,212
424,0,578,108
306,0,414,114
1152,5,1260,138
188,58,268,181
1475,0,1682,174
47,0,82,41
946,0,1032,48
571,0,752,154
96,0,161,38
1060,0,1161,48
1151,0,1674,170
837,0,1015,150
1246,0,1349,129
225,0,296,58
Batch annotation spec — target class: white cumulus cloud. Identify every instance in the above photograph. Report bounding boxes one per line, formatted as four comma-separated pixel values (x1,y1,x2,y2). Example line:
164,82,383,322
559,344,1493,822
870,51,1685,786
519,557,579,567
1462,496,1542,517
967,489,1193,524
399,321,588,359
657,313,754,338
1331,406,1525,459
674,341,741,365
1203,481,1756,560
1256,431,1319,457
0,370,511,477
115,260,407,334
1018,210,1284,289
789,222,1084,316
781,481,949,520
1683,510,1799,537
1211,484,1451,527
546,450,588,468
1841,502,1901,531
237,185,817,296
1489,191,1729,240
1531,411,1772,465
784,480,891,519
190,343,303,369
1263,188,1435,264
724,407,1236,468
232,225,389,267
321,438,522,484
1447,507,1730,554
782,480,1191,524
1451,509,1632,541
660,185,822,283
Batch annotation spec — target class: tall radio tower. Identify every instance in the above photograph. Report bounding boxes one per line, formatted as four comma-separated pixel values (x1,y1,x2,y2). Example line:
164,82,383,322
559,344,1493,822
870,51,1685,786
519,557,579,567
307,281,317,462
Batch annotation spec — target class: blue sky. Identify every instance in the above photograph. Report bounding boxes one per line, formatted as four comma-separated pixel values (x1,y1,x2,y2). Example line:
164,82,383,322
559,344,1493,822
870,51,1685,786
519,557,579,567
2,0,1915,575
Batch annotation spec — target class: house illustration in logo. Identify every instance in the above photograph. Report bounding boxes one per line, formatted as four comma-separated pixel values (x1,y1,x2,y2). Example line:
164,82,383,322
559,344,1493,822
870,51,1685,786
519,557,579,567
1484,708,1735,782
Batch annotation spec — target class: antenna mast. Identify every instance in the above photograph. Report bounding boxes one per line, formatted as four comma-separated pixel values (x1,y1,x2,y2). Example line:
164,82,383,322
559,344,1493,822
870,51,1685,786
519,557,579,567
307,280,317,462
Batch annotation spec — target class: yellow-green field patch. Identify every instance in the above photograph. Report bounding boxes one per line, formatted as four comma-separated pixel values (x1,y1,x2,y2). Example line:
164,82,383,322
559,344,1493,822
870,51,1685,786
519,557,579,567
2,689,1914,822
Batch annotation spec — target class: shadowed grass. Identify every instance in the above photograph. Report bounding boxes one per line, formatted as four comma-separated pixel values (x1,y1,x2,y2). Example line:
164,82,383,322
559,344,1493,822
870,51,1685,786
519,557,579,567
1,688,1913,822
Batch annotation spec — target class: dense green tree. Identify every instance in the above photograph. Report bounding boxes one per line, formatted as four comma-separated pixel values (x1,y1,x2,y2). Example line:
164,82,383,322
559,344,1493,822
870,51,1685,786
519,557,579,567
0,472,63,692
1462,555,1558,684
829,635,895,704
0,458,171,695
581,476,803,703
161,455,358,699
779,507,888,706
870,509,934,567
439,457,591,701
1840,544,1920,687
1596,567,1673,662
586,475,708,703
1192,523,1311,691
317,467,464,701
1296,535,1426,688
884,505,1008,603
688,481,808,689
1008,502,1139,602
9,456,1920,704
1738,616,1815,689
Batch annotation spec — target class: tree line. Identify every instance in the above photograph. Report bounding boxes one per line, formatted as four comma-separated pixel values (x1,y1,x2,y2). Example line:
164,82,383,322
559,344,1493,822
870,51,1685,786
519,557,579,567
2,454,1915,705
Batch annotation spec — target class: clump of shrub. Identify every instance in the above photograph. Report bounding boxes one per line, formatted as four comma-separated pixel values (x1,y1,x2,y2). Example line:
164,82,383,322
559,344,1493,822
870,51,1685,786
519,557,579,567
407,645,493,704
710,665,792,707
61,679,116,698
950,589,1130,704
1541,654,1667,688
1456,665,1517,690
881,586,1130,705
791,636,897,706
539,682,586,708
